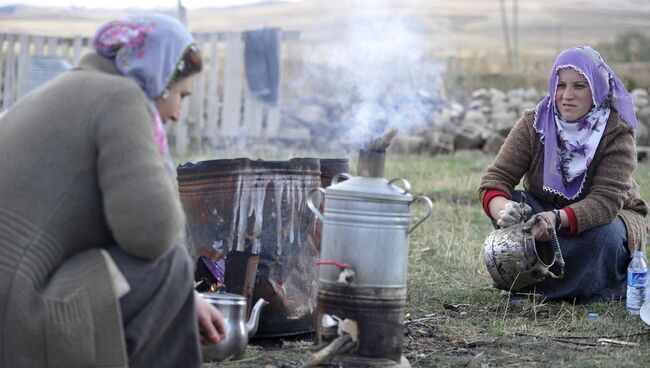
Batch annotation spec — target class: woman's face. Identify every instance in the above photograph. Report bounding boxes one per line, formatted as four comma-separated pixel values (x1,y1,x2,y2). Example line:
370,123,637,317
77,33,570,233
154,75,195,123
555,67,593,121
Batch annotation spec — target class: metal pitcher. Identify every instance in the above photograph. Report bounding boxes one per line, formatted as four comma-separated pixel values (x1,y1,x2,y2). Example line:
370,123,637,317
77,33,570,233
200,292,268,362
484,214,565,291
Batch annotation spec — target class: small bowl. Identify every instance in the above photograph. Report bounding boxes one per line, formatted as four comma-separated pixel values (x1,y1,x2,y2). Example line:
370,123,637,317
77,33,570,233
640,302,650,326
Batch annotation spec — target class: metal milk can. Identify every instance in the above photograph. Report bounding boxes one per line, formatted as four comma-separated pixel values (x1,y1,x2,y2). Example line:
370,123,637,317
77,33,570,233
308,173,432,288
306,149,433,361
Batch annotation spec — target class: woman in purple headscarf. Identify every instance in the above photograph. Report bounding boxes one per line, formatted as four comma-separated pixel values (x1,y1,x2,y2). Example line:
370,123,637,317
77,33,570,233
0,14,224,368
479,45,648,303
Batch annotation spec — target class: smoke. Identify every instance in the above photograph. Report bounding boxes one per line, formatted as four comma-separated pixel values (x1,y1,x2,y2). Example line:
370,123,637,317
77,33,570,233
297,0,448,149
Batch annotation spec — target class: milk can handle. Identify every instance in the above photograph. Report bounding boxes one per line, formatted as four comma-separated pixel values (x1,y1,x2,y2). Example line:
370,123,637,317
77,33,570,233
388,177,412,194
408,196,433,234
332,172,352,185
307,188,326,223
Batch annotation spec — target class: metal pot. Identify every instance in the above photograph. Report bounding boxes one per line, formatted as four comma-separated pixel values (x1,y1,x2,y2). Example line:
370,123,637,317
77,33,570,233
484,214,565,291
200,292,268,362
308,173,432,287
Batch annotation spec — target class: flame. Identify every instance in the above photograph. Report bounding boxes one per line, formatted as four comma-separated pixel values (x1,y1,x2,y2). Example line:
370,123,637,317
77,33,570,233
209,280,222,293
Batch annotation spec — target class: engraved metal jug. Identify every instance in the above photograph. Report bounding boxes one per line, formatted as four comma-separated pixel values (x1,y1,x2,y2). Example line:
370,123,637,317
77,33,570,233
484,214,565,291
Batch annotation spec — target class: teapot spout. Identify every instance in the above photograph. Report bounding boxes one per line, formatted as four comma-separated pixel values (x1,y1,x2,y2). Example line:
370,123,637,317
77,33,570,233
246,298,269,338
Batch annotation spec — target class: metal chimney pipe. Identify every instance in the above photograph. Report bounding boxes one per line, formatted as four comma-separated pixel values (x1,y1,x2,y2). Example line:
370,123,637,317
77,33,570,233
356,149,385,178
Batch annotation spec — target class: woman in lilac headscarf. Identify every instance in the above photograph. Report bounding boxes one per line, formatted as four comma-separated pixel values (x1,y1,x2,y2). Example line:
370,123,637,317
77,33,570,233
479,45,648,303
0,14,224,368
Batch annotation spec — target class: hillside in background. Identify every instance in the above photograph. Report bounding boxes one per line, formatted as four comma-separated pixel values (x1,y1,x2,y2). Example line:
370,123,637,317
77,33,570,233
2,0,650,102
1,0,649,57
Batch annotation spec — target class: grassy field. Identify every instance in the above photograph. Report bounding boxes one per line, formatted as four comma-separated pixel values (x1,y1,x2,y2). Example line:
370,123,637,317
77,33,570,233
186,150,650,367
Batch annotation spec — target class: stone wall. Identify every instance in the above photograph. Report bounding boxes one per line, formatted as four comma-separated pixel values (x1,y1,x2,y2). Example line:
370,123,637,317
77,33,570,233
279,87,650,157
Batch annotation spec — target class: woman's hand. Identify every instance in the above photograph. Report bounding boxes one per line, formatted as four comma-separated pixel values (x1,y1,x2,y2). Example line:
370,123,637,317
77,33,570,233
489,197,531,228
195,291,227,345
533,211,558,242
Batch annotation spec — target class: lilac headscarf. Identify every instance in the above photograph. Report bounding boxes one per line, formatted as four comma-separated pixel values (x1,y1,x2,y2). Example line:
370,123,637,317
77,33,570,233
93,15,195,177
533,45,637,199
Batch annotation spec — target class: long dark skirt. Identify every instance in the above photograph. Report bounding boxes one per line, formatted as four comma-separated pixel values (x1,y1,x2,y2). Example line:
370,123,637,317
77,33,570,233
503,191,629,303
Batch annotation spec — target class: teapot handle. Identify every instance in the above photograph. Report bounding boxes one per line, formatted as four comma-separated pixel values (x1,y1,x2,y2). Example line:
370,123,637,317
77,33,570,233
533,215,565,279
332,172,352,185
388,177,412,194
545,227,565,279
408,196,433,234
307,188,326,223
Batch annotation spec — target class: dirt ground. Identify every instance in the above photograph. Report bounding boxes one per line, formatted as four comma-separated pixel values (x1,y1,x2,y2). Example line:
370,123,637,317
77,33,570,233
202,298,650,367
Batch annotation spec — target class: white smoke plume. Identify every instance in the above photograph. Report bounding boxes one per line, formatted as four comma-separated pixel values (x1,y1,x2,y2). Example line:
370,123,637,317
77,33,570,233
297,0,448,150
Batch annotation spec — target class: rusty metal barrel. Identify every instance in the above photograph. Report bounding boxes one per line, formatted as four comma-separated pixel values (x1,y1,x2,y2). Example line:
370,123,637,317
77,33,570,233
177,158,322,337
319,158,349,188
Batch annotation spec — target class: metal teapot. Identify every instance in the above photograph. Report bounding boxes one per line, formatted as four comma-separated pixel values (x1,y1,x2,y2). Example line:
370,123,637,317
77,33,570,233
484,214,565,291
200,292,268,361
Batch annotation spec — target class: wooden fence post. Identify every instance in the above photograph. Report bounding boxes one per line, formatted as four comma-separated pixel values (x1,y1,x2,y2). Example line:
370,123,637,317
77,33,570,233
46,36,59,56
204,32,221,147
2,34,16,111
0,34,5,109
187,33,207,149
220,32,244,139
15,34,30,101
72,35,84,66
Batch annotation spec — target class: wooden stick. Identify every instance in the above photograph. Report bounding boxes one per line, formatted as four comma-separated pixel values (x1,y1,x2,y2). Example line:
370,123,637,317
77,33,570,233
597,338,639,347
300,333,354,368
514,332,599,346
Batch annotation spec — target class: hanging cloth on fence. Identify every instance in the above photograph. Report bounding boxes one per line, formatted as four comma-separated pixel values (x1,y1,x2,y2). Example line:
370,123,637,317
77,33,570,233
243,28,280,106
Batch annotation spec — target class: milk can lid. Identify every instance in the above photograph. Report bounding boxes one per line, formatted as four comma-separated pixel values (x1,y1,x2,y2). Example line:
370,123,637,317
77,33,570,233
325,175,413,202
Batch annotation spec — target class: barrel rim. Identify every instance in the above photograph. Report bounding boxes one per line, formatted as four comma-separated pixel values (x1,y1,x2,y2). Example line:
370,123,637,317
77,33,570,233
177,157,321,174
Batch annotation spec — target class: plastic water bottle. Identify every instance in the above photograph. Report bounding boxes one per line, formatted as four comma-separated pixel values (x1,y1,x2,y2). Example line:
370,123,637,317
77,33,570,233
626,250,647,315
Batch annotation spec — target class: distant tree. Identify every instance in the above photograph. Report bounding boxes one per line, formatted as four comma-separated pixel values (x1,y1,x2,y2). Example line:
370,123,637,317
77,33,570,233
597,31,650,62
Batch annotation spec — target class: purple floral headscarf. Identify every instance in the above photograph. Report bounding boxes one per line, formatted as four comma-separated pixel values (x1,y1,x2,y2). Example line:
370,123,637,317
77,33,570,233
533,45,637,199
93,14,195,175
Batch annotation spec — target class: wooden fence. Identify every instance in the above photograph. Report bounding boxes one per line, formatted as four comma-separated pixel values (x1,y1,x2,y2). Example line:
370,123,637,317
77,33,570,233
0,30,300,154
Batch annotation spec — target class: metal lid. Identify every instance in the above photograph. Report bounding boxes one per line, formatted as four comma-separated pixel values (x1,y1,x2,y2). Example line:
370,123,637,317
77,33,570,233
324,175,413,202
199,291,246,306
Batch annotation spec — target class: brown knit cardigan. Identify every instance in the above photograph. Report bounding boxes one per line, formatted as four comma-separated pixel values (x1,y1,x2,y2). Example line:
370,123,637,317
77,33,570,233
479,109,648,254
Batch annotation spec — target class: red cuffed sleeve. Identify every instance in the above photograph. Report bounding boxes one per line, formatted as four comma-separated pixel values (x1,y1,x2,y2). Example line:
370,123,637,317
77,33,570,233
482,189,511,219
562,207,577,235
